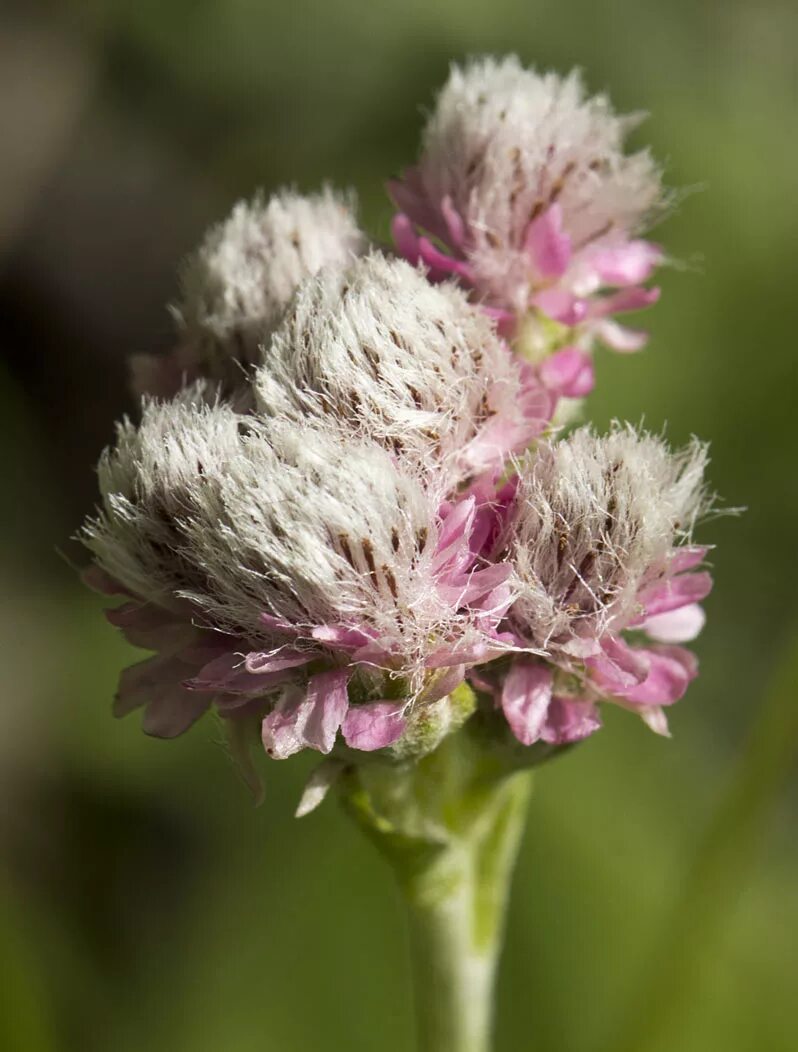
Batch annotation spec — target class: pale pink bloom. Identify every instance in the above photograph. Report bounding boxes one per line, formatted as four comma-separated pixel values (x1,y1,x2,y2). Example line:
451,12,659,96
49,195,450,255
82,401,516,761
389,57,666,355
132,187,367,401
472,427,713,745
254,253,554,485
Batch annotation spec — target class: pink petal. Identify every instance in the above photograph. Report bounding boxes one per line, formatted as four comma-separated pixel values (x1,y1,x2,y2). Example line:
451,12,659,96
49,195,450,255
244,649,315,674
426,638,507,668
587,241,662,287
82,564,130,596
477,581,515,621
460,419,524,475
342,701,406,751
311,624,376,651
295,760,344,818
523,203,572,279
539,347,595,398
186,651,302,694
433,497,476,576
560,635,602,659
639,571,713,618
533,289,589,326
261,669,350,759
594,320,649,352
437,562,513,607
417,236,475,283
420,664,467,702
592,286,661,317
639,705,671,737
500,661,553,746
481,305,516,337
669,546,710,574
540,697,602,745
386,170,448,242
516,378,557,432
643,603,706,644
142,686,210,738
619,646,698,706
104,602,198,651
115,653,186,716
441,195,466,249
391,213,422,262
587,635,650,693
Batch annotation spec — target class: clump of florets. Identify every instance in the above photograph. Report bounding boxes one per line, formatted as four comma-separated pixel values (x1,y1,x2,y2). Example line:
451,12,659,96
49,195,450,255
478,426,713,749
131,187,367,400
254,253,552,481
507,425,710,656
390,56,667,354
82,398,512,762
82,389,242,609
80,55,722,806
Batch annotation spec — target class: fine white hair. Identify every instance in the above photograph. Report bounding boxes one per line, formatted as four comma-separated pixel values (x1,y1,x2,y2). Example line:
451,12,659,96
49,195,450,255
417,56,666,309
508,425,709,653
82,389,243,608
254,252,522,479
83,398,478,685
132,187,367,398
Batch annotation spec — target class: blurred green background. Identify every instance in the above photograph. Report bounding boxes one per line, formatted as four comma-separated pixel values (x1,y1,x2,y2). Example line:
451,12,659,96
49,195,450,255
1,1,796,1049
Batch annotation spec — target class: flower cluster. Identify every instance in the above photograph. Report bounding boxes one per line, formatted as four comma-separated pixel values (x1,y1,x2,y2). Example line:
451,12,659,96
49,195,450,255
131,187,367,402
81,56,715,805
390,57,667,394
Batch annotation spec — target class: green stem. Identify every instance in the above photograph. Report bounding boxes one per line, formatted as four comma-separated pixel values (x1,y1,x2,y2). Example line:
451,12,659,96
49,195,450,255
403,774,531,1052
339,724,533,1052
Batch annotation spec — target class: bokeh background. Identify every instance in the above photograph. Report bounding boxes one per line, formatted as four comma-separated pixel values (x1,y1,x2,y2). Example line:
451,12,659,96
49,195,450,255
1,1,796,1049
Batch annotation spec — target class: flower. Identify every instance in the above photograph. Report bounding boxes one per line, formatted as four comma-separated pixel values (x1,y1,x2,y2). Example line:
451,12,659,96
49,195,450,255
254,253,553,482
82,398,514,760
480,425,712,744
389,56,667,361
131,187,367,401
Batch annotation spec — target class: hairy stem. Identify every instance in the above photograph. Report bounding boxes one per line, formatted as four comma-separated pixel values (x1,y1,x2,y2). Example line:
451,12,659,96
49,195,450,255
403,773,531,1052
339,723,533,1052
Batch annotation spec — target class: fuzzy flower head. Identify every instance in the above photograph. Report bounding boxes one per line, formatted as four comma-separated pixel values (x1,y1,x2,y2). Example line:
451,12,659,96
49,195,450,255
131,188,367,400
390,56,667,358
487,426,713,747
82,399,512,760
254,253,552,482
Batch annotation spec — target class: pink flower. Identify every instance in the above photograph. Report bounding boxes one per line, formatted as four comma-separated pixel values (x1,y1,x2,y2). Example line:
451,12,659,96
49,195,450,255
474,427,713,744
82,401,519,761
389,58,666,359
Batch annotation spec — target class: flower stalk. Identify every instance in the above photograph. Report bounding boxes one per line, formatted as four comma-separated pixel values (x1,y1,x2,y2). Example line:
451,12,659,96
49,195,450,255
339,716,533,1052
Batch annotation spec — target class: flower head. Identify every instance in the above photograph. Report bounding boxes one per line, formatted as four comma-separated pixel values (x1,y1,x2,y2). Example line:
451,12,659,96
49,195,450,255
254,253,552,481
390,56,667,356
82,398,512,759
486,426,712,745
131,187,367,400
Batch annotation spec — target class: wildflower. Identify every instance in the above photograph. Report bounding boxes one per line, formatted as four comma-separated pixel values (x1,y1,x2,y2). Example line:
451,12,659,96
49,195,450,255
389,57,666,364
484,426,712,743
254,253,553,481
82,399,513,758
131,187,367,400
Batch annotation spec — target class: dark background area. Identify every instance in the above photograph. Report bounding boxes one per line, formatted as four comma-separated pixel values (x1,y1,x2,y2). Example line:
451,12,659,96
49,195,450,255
1,1,796,1049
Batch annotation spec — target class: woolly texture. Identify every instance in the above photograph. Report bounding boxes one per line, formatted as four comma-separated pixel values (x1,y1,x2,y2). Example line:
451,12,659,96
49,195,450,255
480,426,713,748
82,398,514,757
390,56,666,349
508,425,709,656
254,253,551,479
183,419,447,647
82,391,243,609
132,188,367,399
